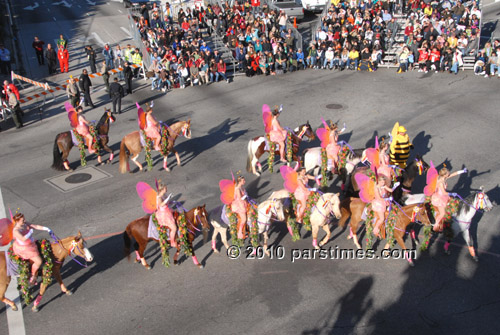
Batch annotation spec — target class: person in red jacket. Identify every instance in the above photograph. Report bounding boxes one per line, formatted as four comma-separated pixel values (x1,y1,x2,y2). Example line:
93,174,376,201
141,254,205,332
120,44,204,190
215,58,229,83
58,46,69,73
3,80,19,100
251,0,260,15
32,36,45,65
417,46,429,73
429,47,441,72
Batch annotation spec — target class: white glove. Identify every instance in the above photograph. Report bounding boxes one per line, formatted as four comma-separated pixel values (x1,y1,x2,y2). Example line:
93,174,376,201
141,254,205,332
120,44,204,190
241,194,248,200
339,122,346,134
457,168,467,174
42,226,51,233
391,182,400,191
25,229,34,239
279,104,283,113
308,188,317,192
449,192,458,197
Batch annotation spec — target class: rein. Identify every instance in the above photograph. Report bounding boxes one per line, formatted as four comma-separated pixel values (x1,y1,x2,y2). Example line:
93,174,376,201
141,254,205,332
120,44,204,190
455,193,485,213
49,231,88,268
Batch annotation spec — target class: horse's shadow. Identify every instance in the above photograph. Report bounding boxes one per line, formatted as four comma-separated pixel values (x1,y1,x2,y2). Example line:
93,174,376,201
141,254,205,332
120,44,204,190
36,233,125,310
172,118,248,165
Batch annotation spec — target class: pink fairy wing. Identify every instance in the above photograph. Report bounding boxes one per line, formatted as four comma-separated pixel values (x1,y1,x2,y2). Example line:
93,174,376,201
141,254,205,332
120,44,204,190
355,173,375,203
316,128,330,149
136,182,158,214
0,218,14,246
365,148,380,170
65,102,79,128
262,104,273,134
280,166,299,193
137,102,146,130
219,179,235,205
424,161,438,196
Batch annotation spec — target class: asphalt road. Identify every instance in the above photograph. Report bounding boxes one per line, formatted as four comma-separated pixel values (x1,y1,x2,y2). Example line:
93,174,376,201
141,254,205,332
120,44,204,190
1,1,500,335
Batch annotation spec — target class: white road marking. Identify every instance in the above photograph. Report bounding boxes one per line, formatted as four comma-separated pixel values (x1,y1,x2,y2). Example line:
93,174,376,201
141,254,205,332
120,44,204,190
53,17,57,21
87,0,96,5
47,8,50,12
0,187,26,335
120,27,132,38
53,0,72,8
118,9,123,13
92,32,106,47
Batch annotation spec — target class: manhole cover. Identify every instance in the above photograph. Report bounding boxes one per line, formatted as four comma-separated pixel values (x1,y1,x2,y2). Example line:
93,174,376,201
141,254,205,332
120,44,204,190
326,104,343,110
65,173,92,184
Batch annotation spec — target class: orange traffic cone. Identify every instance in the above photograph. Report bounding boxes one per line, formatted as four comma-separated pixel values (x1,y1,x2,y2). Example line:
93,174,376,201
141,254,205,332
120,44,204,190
293,17,297,29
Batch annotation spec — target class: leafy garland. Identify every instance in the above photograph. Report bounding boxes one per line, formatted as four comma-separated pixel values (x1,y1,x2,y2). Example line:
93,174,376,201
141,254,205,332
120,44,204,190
152,213,170,267
226,206,243,247
8,239,53,305
267,134,276,173
425,196,460,225
288,194,301,241
39,240,53,286
160,125,169,156
286,132,293,163
419,225,432,252
385,206,398,248
88,125,101,153
337,146,350,171
142,130,153,171
303,192,321,231
8,245,32,305
73,129,87,167
176,211,192,256
320,148,328,187
248,205,259,248
364,207,375,250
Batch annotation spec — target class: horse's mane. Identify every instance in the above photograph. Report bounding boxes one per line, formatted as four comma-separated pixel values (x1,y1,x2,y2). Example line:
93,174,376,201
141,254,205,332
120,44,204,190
457,192,476,215
96,111,110,128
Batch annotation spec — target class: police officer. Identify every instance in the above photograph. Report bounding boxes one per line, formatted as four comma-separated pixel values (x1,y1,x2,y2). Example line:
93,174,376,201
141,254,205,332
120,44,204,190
123,61,133,94
108,77,124,114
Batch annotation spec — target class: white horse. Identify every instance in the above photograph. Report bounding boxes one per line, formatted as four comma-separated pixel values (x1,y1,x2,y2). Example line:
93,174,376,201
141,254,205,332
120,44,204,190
268,190,342,249
209,198,286,255
444,188,493,261
303,146,362,188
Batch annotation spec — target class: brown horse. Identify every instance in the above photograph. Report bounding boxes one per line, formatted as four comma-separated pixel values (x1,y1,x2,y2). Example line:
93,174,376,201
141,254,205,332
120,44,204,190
119,120,191,173
246,122,315,175
52,109,116,171
123,205,209,269
338,197,432,265
0,232,93,312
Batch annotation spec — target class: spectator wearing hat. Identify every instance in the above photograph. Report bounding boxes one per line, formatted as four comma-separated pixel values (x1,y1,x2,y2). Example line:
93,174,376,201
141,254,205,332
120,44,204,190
66,76,80,108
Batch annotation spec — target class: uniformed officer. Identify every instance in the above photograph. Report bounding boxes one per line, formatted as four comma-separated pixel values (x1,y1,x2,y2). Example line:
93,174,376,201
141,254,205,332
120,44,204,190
108,77,124,114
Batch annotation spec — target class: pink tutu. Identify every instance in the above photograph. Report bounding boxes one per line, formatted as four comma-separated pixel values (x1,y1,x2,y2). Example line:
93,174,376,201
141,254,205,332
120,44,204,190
13,239,39,260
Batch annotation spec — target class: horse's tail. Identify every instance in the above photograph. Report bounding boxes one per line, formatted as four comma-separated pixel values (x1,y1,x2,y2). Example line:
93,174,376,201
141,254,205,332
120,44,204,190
338,198,352,228
51,133,65,171
246,139,254,173
119,137,129,174
123,228,132,261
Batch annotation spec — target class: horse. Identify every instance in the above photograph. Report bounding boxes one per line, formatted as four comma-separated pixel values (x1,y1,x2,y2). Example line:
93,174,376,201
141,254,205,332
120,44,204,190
0,232,93,312
308,193,342,249
438,189,493,262
346,155,429,204
123,205,209,269
246,123,315,176
119,120,191,173
52,109,116,171
209,198,286,256
338,197,432,266
303,145,363,189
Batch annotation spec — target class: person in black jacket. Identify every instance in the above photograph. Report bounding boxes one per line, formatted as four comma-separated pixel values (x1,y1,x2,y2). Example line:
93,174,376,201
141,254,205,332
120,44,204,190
123,61,133,94
108,77,124,114
79,69,95,108
86,46,97,74
45,43,57,75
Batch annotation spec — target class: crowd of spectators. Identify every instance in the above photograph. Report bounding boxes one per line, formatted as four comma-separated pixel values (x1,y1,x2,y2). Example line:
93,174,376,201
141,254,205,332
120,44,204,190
132,2,231,91
127,0,494,80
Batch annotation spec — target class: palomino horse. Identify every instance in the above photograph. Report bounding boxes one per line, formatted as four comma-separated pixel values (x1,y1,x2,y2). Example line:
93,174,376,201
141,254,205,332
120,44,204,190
246,123,315,176
303,145,363,189
52,109,116,171
338,197,432,265
440,189,493,261
209,198,286,256
347,155,429,204
0,232,93,312
123,205,209,269
119,120,191,173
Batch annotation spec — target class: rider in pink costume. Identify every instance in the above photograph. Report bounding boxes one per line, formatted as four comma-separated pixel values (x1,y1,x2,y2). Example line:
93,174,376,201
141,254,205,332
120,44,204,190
269,108,288,163
144,106,162,151
232,176,249,240
75,106,96,154
156,183,178,248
